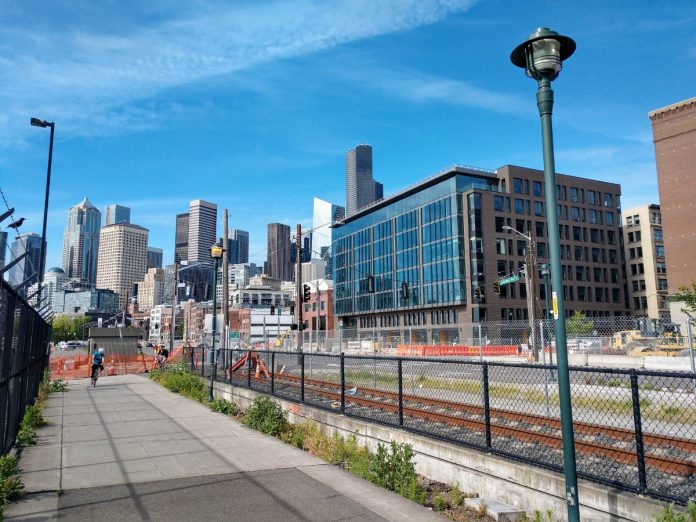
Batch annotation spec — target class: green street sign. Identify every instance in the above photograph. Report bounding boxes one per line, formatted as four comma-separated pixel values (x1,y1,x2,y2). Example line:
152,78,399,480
229,331,240,339
499,274,521,286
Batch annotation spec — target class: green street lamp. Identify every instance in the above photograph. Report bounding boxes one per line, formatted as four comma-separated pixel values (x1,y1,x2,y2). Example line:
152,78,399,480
511,27,580,521
208,242,225,402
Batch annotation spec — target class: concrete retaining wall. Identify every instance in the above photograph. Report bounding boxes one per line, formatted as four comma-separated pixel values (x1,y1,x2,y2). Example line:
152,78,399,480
213,381,665,522
548,353,695,372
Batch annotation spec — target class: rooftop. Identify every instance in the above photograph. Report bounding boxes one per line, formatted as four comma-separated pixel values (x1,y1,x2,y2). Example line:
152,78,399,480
648,96,696,119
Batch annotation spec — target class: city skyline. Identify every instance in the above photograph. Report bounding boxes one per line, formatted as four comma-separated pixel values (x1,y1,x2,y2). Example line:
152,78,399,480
2,1,694,273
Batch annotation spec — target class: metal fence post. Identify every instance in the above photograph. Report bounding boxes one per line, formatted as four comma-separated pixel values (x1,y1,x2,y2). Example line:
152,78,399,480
340,352,345,413
687,320,696,393
301,353,305,403
271,352,275,395
629,370,647,493
247,350,252,389
200,346,205,377
398,358,404,426
482,363,491,449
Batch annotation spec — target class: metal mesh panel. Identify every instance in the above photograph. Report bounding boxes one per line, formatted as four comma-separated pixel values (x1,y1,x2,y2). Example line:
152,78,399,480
302,353,342,411
342,355,400,427
272,352,303,403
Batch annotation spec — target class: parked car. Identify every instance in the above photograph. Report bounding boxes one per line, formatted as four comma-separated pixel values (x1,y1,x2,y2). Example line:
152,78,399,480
66,341,81,350
58,341,68,350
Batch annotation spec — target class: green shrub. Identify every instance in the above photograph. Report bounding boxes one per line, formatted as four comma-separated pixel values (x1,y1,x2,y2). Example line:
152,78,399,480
370,441,425,503
211,399,237,416
0,455,23,517
243,397,288,436
433,494,448,512
48,378,68,393
449,483,462,507
654,502,696,522
15,404,47,447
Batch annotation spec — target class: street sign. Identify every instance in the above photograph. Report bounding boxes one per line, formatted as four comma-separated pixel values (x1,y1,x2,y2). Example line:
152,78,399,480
499,274,521,286
229,331,240,340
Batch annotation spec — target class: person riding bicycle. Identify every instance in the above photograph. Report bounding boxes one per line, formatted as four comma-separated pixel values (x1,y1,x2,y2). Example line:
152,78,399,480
91,346,105,381
156,345,169,370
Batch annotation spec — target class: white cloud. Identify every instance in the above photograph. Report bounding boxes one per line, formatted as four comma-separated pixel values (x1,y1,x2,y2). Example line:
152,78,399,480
0,0,478,145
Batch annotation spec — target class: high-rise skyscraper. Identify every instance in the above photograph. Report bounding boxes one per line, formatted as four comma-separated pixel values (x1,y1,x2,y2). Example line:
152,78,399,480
266,223,291,281
174,213,189,264
345,144,382,217
7,233,42,297
62,198,101,285
312,197,345,259
0,231,7,271
147,247,163,269
229,229,249,264
96,223,148,310
104,204,131,225
188,200,217,264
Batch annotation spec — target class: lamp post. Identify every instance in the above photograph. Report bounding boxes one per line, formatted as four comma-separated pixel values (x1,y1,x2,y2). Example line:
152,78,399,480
30,117,55,302
208,242,224,402
511,27,579,520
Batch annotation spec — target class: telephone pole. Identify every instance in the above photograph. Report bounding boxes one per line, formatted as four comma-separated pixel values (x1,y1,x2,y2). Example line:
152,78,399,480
170,262,178,353
222,209,229,349
295,224,303,352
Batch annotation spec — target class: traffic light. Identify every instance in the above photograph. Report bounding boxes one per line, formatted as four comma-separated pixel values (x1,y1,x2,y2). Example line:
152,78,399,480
400,281,409,300
367,275,375,293
291,323,298,330
303,284,311,302
493,281,501,294
474,287,482,302
270,305,275,315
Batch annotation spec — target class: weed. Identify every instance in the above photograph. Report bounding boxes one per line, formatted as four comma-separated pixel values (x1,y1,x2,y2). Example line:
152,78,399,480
449,483,462,507
16,404,47,447
654,501,696,522
48,379,68,393
433,494,448,512
243,397,288,436
0,455,23,517
477,500,488,517
211,399,237,416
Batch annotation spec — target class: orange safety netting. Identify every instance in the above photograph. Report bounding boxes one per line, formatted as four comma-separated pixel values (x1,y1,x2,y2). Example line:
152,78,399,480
396,344,519,356
49,345,186,380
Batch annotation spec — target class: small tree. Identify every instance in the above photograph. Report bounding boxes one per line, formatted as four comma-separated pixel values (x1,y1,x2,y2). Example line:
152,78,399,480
674,281,696,324
50,315,73,342
566,311,593,338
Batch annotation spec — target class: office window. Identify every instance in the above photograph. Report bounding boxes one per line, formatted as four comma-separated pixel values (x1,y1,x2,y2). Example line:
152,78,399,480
515,198,524,214
656,262,666,274
605,212,614,226
496,239,507,255
658,279,668,291
627,216,633,226
604,193,613,208
534,201,544,217
633,214,640,225
653,228,663,241
571,207,580,221
513,178,524,193
533,181,542,197
537,242,547,258
651,212,661,225
655,246,665,258
535,221,545,237
607,230,616,245
495,216,506,233
587,191,596,205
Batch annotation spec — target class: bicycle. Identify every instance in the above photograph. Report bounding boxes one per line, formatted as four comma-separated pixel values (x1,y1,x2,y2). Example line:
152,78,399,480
90,365,103,387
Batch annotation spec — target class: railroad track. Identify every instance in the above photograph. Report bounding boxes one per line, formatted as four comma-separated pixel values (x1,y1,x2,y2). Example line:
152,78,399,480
228,371,695,476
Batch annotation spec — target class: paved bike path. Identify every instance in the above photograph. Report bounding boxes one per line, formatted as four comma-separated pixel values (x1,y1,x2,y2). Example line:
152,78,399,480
6,374,441,521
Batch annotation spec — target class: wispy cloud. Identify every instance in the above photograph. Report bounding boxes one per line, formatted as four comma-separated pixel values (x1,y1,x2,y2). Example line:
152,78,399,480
0,0,478,145
335,65,528,116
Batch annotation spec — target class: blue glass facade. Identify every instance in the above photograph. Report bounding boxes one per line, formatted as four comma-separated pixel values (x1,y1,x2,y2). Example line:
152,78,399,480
333,170,498,321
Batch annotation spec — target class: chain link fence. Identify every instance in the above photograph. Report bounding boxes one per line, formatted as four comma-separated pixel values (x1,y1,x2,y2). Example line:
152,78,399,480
206,347,696,505
0,280,51,454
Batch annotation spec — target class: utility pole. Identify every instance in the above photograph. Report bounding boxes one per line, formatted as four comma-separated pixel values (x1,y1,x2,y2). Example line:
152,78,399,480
170,262,178,354
295,224,303,352
525,243,537,359
223,209,229,350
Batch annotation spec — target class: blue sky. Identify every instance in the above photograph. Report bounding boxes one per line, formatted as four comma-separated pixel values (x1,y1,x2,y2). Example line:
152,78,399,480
1,0,695,270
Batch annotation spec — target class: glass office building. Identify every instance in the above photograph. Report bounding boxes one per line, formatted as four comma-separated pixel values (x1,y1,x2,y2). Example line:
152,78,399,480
333,166,499,330
333,164,627,338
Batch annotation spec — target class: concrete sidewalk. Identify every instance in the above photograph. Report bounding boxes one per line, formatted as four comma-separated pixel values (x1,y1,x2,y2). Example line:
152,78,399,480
6,374,442,521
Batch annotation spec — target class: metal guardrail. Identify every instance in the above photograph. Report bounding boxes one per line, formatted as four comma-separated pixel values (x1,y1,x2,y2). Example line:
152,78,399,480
0,279,51,454
195,347,696,505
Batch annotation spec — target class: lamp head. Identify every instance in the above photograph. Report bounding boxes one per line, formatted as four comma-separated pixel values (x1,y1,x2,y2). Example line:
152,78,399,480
510,27,576,81
210,242,224,259
30,117,51,128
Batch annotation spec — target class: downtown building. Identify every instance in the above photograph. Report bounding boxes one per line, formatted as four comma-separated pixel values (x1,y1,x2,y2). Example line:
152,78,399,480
188,200,217,264
227,229,249,264
649,96,696,323
6,232,42,297
0,231,7,271
135,267,167,312
266,223,292,281
62,198,101,285
96,223,149,310
104,204,130,225
622,205,669,319
333,164,627,341
174,212,189,264
312,197,345,279
345,144,383,217
147,247,163,269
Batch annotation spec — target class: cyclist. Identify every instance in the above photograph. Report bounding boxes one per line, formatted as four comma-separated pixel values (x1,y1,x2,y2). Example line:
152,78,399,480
157,346,169,370
91,346,105,384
